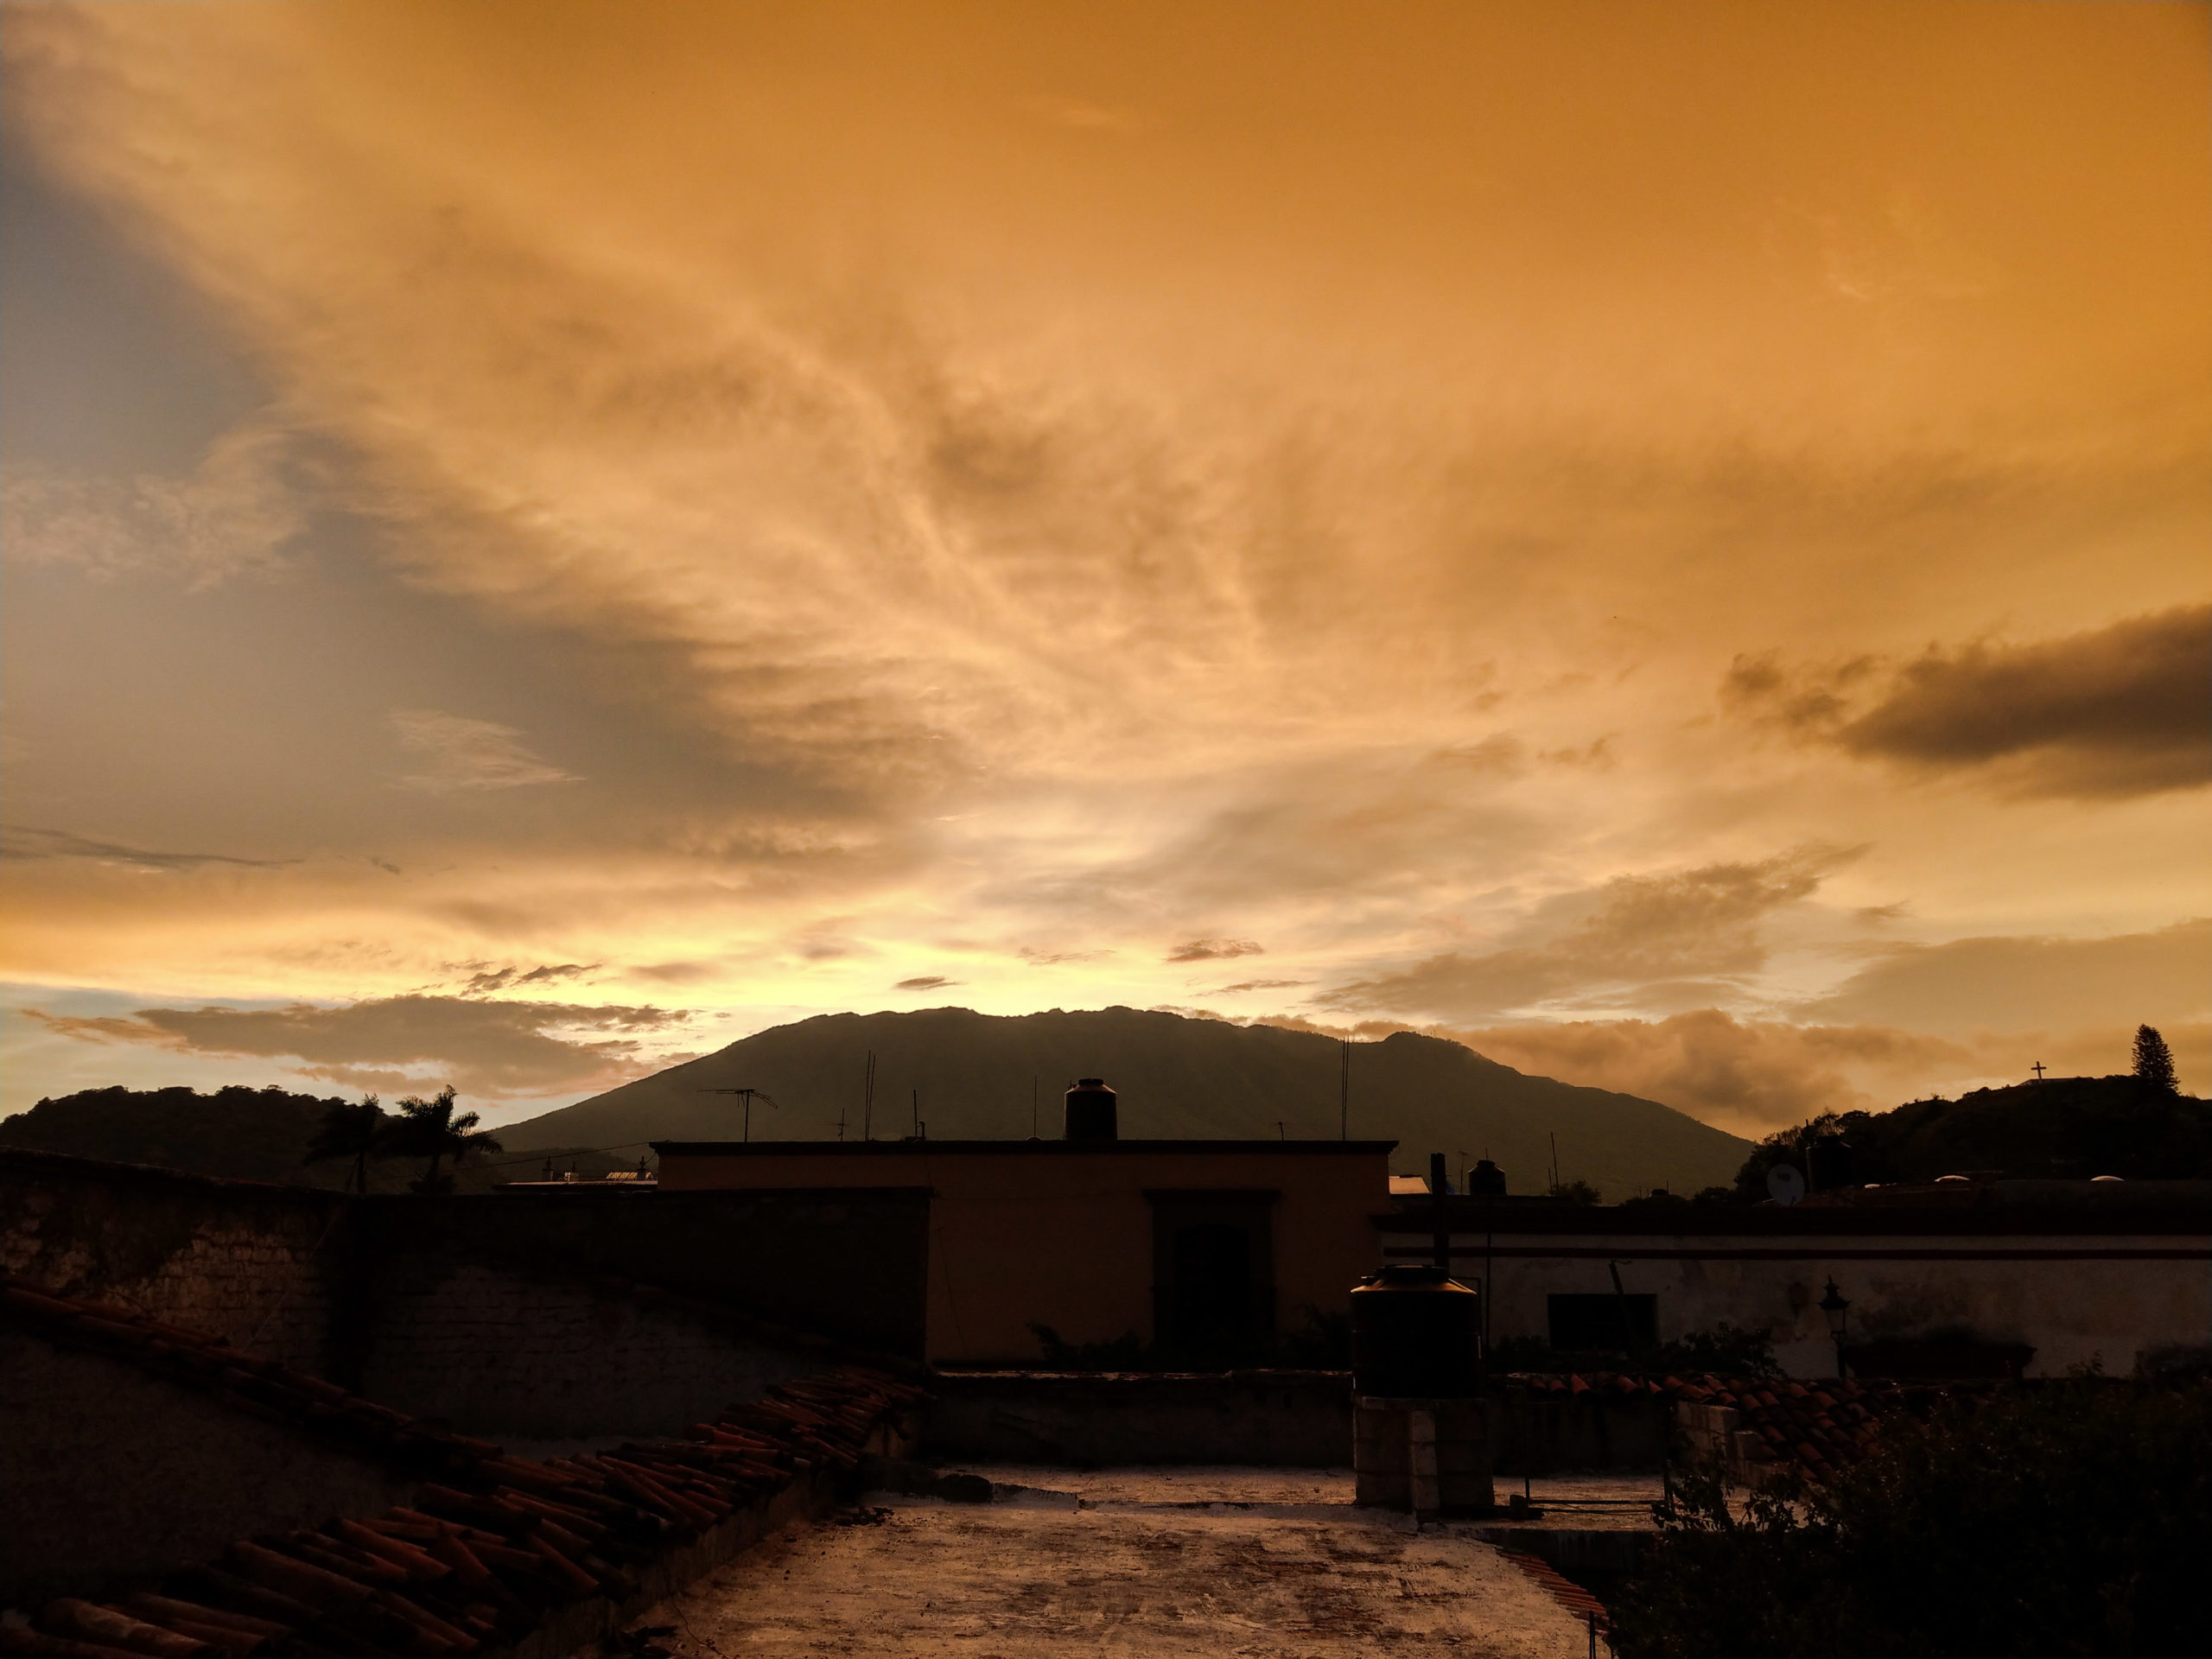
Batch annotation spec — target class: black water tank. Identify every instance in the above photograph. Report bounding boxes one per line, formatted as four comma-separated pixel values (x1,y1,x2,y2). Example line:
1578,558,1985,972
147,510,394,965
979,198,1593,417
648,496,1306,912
1351,1265,1481,1397
1467,1159,1507,1198
1065,1077,1117,1141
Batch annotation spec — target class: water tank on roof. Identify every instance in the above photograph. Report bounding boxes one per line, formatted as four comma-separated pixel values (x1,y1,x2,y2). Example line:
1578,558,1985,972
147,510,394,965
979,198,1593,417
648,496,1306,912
1065,1077,1117,1141
1466,1159,1507,1198
1351,1265,1481,1398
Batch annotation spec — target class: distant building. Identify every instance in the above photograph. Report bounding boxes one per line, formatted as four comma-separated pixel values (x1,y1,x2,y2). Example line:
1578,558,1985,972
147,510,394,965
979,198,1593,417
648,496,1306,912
655,1079,1394,1366
1378,1180,2212,1378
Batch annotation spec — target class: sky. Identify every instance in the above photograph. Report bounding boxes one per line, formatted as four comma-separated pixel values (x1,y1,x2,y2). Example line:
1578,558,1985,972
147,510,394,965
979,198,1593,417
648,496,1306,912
2,0,2207,1139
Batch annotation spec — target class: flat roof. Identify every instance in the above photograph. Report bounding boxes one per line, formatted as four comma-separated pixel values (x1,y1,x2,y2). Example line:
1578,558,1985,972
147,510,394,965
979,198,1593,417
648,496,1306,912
654,1139,1397,1157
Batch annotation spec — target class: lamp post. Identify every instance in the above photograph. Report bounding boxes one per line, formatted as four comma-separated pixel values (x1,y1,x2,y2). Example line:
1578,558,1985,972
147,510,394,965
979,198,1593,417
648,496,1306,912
1819,1278,1851,1378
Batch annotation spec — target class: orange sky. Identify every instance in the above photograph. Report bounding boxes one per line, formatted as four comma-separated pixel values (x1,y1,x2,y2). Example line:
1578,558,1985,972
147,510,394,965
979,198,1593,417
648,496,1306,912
3,1,2207,1134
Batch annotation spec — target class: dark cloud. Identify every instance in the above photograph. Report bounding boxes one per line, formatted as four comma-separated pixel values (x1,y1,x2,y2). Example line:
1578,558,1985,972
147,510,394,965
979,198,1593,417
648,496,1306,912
1801,918,2211,1034
1724,606,2211,798
22,994,690,1098
1212,978,1308,994
894,975,957,991
1325,846,1859,1019
1,825,296,871
461,963,597,994
1167,938,1264,963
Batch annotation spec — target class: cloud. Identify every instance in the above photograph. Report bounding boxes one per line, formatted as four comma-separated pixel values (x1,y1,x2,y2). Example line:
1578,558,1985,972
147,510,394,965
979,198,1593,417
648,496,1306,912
1447,1009,2210,1140
459,963,597,994
0,825,296,872
1167,938,1265,963
1723,606,2212,798
1325,845,1861,1019
391,709,580,793
894,976,957,991
21,994,690,1099
0,421,304,587
1801,918,2212,1034
1212,978,1308,995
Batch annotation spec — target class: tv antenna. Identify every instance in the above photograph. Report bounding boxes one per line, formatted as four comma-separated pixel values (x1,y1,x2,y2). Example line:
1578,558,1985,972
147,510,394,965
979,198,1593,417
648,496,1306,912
699,1086,779,1142
862,1050,876,1141
1766,1164,1806,1206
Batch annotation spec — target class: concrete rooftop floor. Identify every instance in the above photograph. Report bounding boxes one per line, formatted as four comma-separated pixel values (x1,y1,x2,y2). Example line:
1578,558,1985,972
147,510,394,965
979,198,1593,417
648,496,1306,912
639,1467,1613,1658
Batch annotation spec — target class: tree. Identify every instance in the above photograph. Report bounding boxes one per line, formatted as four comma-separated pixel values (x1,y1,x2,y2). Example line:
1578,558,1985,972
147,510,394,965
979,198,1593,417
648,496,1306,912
302,1094,389,1194
385,1086,502,1193
1548,1179,1603,1205
1611,1380,2212,1658
2133,1025,2179,1094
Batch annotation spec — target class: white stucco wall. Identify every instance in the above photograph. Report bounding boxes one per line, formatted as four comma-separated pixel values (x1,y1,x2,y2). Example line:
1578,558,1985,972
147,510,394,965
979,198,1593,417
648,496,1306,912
1387,1228,2212,1379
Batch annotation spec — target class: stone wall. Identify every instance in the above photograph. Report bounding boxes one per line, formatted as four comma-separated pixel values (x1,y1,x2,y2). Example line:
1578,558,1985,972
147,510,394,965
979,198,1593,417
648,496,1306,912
355,1256,833,1440
0,1152,343,1373
924,1370,1355,1465
0,1331,422,1605
0,1153,933,1432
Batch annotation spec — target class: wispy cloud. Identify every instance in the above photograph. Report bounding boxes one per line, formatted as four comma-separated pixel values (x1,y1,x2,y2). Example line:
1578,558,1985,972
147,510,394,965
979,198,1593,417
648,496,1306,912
1167,938,1265,963
391,709,580,793
1,826,296,873
1,421,302,587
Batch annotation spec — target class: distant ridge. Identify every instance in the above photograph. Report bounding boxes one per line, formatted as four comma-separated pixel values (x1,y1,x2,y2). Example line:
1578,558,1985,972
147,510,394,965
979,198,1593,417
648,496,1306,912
501,1006,1751,1199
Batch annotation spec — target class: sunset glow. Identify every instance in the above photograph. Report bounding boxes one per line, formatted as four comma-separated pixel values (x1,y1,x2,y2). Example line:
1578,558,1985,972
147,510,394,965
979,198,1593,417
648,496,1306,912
3,1,2206,1133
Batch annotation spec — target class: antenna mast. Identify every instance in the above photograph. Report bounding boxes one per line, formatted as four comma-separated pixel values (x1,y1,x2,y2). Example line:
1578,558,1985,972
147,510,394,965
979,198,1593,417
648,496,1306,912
698,1086,779,1141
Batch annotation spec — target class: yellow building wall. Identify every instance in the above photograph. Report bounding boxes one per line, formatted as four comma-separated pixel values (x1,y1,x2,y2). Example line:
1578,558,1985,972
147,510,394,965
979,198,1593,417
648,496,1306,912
657,1146,1390,1364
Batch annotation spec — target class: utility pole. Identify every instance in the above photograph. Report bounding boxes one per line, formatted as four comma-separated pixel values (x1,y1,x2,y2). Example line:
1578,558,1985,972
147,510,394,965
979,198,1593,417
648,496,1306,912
1340,1038,1350,1140
862,1051,876,1140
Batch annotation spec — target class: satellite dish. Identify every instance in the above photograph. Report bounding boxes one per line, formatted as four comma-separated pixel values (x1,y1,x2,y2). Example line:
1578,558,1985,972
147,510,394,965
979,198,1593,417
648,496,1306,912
1766,1164,1807,1206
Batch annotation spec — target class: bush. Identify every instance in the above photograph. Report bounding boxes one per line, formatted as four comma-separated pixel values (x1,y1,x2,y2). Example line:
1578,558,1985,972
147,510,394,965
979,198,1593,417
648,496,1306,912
1610,1380,2212,1658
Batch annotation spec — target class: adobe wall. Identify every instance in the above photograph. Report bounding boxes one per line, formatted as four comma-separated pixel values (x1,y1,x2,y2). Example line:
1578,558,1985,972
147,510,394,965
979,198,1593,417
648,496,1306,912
658,1144,1391,1364
0,1331,421,1605
0,1152,343,1373
922,1370,1355,1465
353,1256,833,1440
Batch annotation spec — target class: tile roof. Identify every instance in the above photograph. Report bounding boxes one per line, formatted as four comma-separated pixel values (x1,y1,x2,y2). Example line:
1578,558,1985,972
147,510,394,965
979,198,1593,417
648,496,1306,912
3,1276,929,1655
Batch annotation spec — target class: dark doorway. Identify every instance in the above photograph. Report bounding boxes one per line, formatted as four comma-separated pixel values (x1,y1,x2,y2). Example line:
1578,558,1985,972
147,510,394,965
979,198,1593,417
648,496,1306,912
1147,1190,1276,1363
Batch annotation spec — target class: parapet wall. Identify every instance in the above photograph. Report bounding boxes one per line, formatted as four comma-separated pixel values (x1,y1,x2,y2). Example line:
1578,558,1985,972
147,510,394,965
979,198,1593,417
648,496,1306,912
0,1151,931,1439
924,1370,1357,1465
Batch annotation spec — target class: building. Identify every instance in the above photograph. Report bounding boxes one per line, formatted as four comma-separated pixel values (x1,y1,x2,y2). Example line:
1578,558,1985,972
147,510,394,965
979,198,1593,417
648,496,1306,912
1377,1180,2212,1378
654,1081,1394,1366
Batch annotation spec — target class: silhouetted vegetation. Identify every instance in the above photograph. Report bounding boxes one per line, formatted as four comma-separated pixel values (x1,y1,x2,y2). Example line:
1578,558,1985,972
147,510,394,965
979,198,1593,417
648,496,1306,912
1611,1379,2212,1658
385,1085,503,1193
302,1093,390,1193
2133,1024,2178,1094
1548,1178,1603,1205
1,1083,622,1192
1731,1073,2212,1198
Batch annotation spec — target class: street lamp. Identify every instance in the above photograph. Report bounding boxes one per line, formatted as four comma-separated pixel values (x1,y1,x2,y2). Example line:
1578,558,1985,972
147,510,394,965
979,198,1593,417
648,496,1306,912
1818,1278,1851,1378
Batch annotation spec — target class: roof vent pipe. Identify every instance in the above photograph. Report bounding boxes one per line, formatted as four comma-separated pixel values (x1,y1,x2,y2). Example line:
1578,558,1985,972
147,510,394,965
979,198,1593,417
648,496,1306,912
1065,1077,1117,1142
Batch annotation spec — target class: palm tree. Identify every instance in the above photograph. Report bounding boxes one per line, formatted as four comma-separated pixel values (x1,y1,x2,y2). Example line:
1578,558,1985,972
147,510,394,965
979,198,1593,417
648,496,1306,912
302,1094,389,1194
387,1086,503,1193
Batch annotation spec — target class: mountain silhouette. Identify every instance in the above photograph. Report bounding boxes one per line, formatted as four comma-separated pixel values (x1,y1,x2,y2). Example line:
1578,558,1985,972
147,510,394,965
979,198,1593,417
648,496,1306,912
501,1006,1749,1198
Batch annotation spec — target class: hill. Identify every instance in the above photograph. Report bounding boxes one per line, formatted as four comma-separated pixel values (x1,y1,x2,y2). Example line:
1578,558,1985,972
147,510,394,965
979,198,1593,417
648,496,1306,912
0,1084,634,1192
1732,1074,2212,1194
500,1006,1751,1198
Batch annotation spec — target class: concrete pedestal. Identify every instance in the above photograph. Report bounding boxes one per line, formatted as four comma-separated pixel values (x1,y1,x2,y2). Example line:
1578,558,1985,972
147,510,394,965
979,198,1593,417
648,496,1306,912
1353,1395,1495,1515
